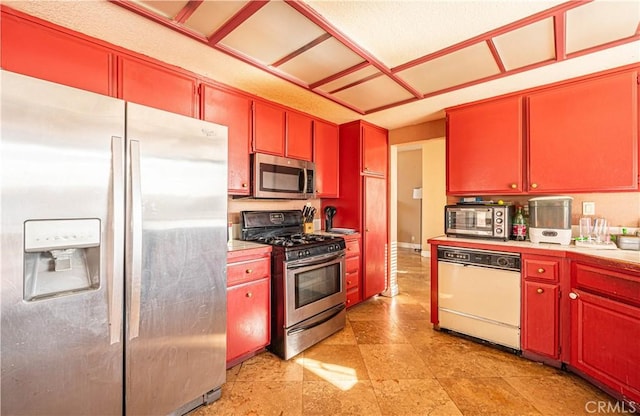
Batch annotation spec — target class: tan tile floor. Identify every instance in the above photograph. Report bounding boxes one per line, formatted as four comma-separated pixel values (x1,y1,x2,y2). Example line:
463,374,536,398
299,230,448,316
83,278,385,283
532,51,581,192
193,248,624,415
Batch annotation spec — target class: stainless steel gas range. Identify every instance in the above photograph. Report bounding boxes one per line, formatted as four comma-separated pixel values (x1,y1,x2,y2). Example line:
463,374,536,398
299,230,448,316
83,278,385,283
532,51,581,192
241,210,346,360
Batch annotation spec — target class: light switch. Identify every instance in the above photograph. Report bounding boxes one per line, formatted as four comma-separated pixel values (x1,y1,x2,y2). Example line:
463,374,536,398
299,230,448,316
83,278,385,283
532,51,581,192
582,202,595,215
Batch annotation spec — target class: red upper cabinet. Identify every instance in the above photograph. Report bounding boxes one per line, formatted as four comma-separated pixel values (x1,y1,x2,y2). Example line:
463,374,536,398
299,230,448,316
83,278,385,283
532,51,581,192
118,56,196,117
527,71,639,193
201,84,252,195
253,100,286,156
314,120,339,198
286,111,313,161
447,96,524,195
1,11,112,96
362,124,388,177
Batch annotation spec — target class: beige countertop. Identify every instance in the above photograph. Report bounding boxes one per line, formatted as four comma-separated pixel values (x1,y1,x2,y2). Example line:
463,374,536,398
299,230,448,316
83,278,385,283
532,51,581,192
227,239,270,252
428,236,640,268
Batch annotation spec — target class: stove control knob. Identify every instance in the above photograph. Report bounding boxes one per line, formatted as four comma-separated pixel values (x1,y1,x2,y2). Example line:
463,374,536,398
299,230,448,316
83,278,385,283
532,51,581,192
298,251,303,258
305,250,310,256
328,245,334,252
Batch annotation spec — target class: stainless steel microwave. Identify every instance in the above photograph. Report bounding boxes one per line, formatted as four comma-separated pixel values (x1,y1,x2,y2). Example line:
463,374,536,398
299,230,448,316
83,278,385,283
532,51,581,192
445,204,514,241
252,153,315,199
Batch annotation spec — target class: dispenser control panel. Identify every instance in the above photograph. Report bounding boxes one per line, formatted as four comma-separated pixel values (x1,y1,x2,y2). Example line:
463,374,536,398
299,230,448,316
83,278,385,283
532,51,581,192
24,219,101,252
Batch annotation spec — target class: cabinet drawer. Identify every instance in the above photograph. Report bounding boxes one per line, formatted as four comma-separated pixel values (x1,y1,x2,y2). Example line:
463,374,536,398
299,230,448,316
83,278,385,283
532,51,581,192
346,288,361,308
574,263,640,305
227,258,270,287
345,270,359,290
346,256,360,273
524,258,559,282
345,239,360,257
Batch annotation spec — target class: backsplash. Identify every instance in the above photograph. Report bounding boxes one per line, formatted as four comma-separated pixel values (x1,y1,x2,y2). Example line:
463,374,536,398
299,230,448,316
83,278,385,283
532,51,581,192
446,192,640,228
228,197,322,239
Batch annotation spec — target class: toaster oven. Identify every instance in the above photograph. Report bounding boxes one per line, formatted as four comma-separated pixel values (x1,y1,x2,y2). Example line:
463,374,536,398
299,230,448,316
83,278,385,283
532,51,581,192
445,204,514,241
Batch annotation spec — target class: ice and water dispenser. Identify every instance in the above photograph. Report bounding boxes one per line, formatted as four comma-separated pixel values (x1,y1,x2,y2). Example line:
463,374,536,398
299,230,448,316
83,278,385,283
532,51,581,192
23,219,101,301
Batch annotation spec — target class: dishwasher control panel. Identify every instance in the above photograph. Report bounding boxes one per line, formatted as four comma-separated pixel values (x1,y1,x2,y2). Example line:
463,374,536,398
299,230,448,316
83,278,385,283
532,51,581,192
437,246,521,271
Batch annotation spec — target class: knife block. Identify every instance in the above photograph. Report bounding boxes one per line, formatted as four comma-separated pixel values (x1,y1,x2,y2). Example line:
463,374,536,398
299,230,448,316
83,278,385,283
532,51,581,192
303,222,314,234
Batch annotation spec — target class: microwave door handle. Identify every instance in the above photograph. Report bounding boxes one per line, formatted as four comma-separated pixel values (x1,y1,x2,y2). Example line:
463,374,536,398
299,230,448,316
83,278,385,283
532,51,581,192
302,168,308,194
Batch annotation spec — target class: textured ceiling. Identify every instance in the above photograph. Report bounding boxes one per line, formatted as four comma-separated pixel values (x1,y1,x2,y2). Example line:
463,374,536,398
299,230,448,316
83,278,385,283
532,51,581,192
4,0,640,130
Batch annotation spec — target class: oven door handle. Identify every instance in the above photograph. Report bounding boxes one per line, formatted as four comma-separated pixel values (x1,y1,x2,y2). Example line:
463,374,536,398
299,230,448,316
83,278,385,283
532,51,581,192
286,252,345,270
287,303,346,336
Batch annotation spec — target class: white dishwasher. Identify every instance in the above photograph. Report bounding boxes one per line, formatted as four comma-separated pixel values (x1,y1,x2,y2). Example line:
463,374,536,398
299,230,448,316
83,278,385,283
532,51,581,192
437,246,521,350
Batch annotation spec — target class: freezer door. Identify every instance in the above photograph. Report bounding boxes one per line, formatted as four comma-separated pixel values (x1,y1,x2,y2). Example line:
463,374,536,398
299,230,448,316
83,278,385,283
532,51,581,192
125,103,228,415
1,71,125,415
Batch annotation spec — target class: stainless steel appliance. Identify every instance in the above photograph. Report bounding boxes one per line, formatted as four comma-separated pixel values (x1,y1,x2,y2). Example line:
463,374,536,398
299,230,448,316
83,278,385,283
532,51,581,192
528,196,573,245
240,210,346,360
445,203,514,241
437,246,521,350
252,153,315,199
1,71,228,415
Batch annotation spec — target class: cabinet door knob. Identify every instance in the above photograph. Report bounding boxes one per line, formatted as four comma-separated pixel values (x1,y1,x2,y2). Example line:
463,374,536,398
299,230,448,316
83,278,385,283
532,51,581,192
537,268,545,273
246,292,253,298
536,288,544,294
531,183,539,189
242,183,248,188
347,280,352,285
365,228,370,232
510,183,517,189
245,269,253,274
569,292,579,300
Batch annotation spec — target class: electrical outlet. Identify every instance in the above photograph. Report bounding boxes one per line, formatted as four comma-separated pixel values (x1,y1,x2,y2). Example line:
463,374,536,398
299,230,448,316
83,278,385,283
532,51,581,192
583,201,595,215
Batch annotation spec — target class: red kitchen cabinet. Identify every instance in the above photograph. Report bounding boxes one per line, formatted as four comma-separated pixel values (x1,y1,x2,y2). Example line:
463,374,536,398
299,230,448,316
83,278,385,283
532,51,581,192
253,100,286,156
447,96,524,195
570,262,640,403
322,120,388,303
362,123,388,177
1,10,112,96
363,176,387,298
313,120,339,198
344,235,361,308
201,84,252,195
118,56,196,117
527,71,638,193
522,281,559,359
286,111,313,161
226,247,272,368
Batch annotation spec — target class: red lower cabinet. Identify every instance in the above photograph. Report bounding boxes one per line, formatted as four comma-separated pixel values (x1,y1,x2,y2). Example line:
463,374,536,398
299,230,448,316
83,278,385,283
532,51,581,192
226,247,271,367
344,235,361,308
522,281,559,359
226,278,270,366
570,262,640,403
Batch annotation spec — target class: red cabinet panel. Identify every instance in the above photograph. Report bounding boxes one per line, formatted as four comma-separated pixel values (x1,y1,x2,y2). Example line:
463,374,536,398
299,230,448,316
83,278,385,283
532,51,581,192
527,71,638,192
1,12,112,95
286,111,313,161
447,96,524,195
253,101,285,156
119,56,196,117
363,176,387,298
226,278,270,364
201,84,251,195
522,281,559,359
362,124,388,177
570,289,640,403
314,120,339,198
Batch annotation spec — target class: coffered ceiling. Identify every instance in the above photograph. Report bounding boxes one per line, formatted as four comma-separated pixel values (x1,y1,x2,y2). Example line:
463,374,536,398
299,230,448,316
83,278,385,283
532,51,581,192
112,0,639,115
5,0,639,129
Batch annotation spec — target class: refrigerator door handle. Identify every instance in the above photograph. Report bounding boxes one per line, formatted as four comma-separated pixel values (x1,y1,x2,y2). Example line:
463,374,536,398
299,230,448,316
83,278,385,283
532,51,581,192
110,136,125,345
128,140,143,340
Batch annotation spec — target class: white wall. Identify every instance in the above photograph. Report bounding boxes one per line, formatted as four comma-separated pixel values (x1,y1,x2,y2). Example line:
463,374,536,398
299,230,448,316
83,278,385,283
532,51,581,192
421,138,446,256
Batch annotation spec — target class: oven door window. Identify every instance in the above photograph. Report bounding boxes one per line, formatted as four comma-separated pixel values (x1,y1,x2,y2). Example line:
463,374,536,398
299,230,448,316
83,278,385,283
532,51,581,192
295,262,341,308
451,209,493,231
260,163,304,194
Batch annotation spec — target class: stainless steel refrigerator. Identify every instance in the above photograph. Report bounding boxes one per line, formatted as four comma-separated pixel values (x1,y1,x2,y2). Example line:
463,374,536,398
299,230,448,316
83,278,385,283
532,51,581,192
1,70,228,415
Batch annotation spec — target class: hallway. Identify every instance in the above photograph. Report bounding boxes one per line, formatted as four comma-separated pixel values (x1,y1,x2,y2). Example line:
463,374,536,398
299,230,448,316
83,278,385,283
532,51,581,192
193,248,621,415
